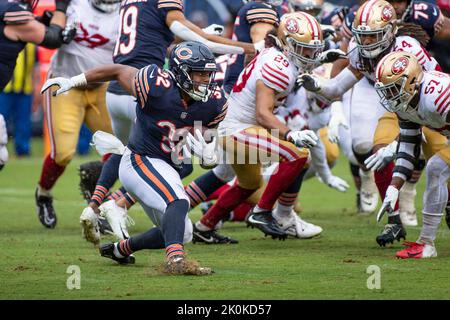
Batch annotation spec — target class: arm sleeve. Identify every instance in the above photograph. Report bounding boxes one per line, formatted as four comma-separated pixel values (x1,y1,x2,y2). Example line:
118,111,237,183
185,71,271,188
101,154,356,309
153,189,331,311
392,120,422,181
3,3,34,25
318,67,359,100
309,132,333,183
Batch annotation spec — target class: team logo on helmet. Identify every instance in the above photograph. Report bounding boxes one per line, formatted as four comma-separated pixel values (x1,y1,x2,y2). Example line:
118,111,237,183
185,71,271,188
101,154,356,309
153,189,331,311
176,47,193,60
381,5,393,22
391,56,409,75
285,18,299,33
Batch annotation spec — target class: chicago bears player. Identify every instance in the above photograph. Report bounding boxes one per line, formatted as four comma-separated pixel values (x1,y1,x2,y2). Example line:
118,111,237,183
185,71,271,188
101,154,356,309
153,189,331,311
373,51,450,257
80,0,258,240
194,12,324,241
0,0,74,91
34,0,119,229
297,0,441,246
42,41,226,275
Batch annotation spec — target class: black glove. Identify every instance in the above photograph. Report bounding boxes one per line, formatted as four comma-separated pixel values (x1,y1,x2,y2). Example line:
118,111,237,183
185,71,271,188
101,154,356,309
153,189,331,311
36,10,53,26
78,161,104,203
336,6,350,23
62,22,77,44
55,0,71,13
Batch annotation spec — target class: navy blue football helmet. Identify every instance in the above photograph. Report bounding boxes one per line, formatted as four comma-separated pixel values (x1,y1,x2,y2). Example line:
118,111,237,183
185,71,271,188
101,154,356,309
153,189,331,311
169,41,217,102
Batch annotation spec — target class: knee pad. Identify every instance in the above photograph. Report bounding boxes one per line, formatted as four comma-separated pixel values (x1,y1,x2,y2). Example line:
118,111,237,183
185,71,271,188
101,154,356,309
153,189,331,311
213,164,235,183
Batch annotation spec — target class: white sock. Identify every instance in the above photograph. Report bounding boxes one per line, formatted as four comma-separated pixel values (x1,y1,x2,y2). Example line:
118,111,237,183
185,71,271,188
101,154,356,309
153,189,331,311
253,205,266,213
37,185,52,197
195,221,212,231
113,242,125,258
274,203,292,217
419,212,443,243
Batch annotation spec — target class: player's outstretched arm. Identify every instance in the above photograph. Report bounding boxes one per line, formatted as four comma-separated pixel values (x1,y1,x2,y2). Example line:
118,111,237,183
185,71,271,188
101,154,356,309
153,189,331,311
166,10,255,55
41,64,138,97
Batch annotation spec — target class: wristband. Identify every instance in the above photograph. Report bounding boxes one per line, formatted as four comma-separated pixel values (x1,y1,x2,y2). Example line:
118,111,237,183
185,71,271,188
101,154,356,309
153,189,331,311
70,74,87,87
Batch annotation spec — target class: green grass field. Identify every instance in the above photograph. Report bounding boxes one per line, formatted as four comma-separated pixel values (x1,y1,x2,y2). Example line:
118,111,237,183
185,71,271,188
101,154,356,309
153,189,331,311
1,139,450,300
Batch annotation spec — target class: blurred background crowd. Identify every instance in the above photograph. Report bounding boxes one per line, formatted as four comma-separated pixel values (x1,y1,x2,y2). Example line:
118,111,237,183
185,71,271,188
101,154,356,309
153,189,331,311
2,0,449,158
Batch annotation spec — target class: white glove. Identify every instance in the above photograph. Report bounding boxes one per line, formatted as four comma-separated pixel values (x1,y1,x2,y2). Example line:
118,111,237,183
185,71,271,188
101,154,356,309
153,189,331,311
318,49,347,63
287,130,318,148
325,175,349,192
327,101,348,144
202,24,224,36
376,185,399,222
287,114,307,131
186,129,218,167
91,131,125,156
40,74,87,96
364,140,398,171
253,39,266,53
296,74,321,92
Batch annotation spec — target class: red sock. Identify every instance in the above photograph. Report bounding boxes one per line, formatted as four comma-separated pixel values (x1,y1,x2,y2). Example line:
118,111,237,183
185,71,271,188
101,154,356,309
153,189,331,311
102,153,112,162
230,202,253,221
200,184,256,229
39,155,66,190
374,161,399,211
258,158,307,210
206,183,231,201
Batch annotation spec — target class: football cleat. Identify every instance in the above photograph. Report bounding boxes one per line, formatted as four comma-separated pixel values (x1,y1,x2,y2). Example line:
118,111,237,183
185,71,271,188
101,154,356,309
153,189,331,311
445,201,450,229
35,188,57,228
99,200,133,240
98,215,114,236
99,243,135,265
246,209,288,240
376,223,406,247
80,206,101,245
359,169,378,214
78,161,104,203
163,255,213,276
192,224,238,244
294,215,323,239
395,241,437,259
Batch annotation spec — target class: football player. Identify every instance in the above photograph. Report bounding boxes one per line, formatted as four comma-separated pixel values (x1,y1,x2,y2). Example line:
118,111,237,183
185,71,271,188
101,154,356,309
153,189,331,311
35,0,120,228
194,12,324,240
1,0,74,91
42,41,227,275
373,51,450,257
297,0,440,246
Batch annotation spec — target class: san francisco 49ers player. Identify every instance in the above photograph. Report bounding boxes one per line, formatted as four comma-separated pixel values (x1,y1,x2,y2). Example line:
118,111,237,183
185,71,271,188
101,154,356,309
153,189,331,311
373,51,450,258
35,0,120,229
193,12,324,241
297,0,441,246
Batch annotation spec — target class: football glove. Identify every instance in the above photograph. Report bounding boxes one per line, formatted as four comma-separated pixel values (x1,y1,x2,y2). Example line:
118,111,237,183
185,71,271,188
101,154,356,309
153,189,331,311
186,129,218,167
377,185,399,222
287,130,318,148
41,74,87,96
202,24,224,36
364,140,398,171
327,101,348,144
318,49,347,63
325,175,350,192
296,74,321,92
91,131,125,156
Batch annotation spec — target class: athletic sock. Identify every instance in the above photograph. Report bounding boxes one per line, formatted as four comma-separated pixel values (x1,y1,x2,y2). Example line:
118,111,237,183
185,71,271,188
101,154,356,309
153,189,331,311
185,170,226,209
89,154,121,206
116,227,166,257
38,155,66,190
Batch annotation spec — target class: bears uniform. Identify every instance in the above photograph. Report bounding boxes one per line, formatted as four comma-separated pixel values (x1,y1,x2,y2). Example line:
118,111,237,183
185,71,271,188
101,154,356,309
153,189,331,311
401,0,445,39
0,0,34,91
222,1,279,94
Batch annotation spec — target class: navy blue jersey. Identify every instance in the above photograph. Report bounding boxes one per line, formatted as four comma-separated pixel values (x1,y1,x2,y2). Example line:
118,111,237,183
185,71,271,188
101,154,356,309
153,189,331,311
108,0,184,95
222,1,279,94
128,64,228,170
0,0,34,91
403,0,445,39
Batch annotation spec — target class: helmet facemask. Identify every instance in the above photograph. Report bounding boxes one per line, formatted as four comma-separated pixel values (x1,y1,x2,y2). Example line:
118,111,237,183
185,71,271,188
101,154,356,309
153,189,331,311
178,64,217,103
286,36,324,72
375,76,417,113
353,23,395,59
90,0,121,13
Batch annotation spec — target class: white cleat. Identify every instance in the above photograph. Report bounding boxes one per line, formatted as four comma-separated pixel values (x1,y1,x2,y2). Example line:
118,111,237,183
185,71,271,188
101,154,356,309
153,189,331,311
294,214,323,239
99,200,134,240
399,182,418,226
273,211,297,237
80,207,100,245
359,169,378,214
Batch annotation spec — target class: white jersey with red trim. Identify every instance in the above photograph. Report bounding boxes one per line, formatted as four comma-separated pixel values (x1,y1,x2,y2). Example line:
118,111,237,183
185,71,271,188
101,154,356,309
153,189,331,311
50,0,119,78
397,71,450,133
218,47,297,136
348,35,440,82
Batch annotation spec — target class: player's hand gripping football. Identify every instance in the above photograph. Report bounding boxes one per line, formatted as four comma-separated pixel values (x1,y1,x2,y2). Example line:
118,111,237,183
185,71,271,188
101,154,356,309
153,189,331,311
377,185,399,222
186,129,218,167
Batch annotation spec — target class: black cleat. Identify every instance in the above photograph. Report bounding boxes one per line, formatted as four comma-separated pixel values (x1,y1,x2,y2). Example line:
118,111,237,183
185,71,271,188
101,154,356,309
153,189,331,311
192,224,238,244
35,188,57,228
376,223,407,247
98,215,114,236
99,243,135,265
245,209,287,240
445,201,450,229
78,161,104,203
